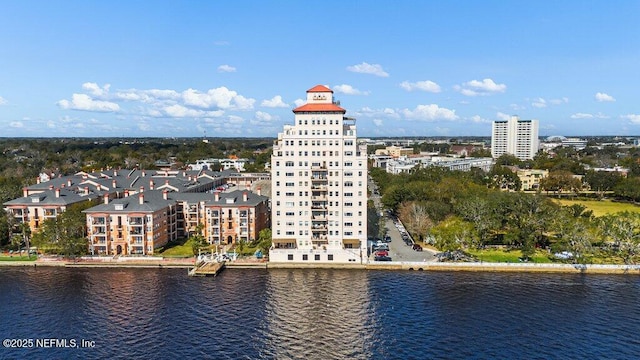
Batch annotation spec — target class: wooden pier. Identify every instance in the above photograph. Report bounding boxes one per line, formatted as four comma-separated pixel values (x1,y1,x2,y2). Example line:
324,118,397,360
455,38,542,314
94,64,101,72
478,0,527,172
188,260,226,277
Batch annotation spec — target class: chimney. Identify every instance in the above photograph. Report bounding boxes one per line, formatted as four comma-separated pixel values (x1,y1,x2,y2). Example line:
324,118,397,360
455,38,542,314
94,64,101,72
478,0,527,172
140,186,144,193
214,191,219,202
113,169,118,177
103,193,109,204
23,187,28,197
165,179,169,186
139,193,144,205
67,179,72,187
142,171,146,177
124,189,130,197
182,171,186,177
243,191,248,202
55,188,60,198
150,180,155,190
49,185,54,190
257,187,261,196
61,183,65,188
162,190,168,200
112,180,117,189
84,186,89,195
36,177,40,184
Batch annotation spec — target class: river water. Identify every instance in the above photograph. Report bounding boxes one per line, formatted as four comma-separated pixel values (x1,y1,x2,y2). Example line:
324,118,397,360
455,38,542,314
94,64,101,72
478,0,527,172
1,267,639,359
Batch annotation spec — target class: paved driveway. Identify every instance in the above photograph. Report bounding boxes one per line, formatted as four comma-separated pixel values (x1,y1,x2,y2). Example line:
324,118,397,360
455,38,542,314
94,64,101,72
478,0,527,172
369,179,436,263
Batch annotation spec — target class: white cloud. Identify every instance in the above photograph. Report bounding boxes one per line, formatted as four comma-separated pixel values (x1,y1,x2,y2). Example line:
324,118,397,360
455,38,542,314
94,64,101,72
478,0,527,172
261,95,288,108
549,97,569,105
9,121,23,128
373,119,383,126
595,92,615,102
570,113,594,119
470,115,491,124
162,104,224,118
356,107,400,119
0,96,7,105
346,62,389,77
183,87,254,110
455,78,506,96
333,84,369,95
293,98,305,107
402,104,458,121
57,94,120,112
82,82,110,97
622,114,640,124
217,64,236,73
400,80,441,93
113,89,181,103
531,98,547,108
496,112,511,121
255,111,274,122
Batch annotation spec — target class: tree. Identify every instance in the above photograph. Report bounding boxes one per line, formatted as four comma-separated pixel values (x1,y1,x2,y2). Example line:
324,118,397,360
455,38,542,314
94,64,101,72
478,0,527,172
614,177,640,202
257,228,272,256
494,154,522,167
189,224,207,256
455,196,501,247
397,201,433,241
430,216,478,252
599,212,640,264
488,165,521,191
504,193,556,259
584,170,622,197
551,212,596,263
540,170,582,195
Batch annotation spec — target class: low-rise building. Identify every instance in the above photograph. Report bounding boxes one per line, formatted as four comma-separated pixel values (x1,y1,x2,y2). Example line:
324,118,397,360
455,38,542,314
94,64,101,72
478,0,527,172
517,169,549,191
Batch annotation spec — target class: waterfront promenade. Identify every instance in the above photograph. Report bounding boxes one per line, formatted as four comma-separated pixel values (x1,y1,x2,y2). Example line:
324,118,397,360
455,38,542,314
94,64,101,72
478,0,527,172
3,256,640,274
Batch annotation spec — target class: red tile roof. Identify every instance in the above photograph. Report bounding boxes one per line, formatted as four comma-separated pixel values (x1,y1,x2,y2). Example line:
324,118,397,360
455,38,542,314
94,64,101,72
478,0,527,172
292,103,345,113
307,85,333,93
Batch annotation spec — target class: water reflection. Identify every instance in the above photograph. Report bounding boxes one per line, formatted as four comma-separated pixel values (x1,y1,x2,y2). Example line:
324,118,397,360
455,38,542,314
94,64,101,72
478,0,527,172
262,269,373,359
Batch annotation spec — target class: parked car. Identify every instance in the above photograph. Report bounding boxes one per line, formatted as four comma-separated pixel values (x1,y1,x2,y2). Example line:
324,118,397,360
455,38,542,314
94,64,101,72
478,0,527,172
412,244,423,251
374,255,392,261
374,250,389,257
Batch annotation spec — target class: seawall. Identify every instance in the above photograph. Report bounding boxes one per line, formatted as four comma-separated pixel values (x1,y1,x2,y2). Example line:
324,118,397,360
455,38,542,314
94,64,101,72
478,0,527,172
3,259,640,274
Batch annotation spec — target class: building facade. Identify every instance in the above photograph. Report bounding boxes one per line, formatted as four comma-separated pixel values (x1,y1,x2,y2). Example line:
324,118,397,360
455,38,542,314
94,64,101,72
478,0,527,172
491,115,539,160
270,85,368,263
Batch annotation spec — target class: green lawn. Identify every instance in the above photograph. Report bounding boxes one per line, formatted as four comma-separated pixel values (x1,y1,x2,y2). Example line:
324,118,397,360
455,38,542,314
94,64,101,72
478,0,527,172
0,255,37,261
157,239,197,257
554,199,640,217
467,248,553,263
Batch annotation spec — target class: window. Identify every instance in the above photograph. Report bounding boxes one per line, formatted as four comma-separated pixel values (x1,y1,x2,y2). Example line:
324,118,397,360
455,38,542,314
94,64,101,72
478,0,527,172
288,254,293,261
314,254,320,261
328,254,333,261
303,254,308,261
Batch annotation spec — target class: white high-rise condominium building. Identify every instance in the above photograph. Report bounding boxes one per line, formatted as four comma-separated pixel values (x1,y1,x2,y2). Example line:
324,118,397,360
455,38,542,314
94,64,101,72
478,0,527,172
491,115,539,160
269,85,368,264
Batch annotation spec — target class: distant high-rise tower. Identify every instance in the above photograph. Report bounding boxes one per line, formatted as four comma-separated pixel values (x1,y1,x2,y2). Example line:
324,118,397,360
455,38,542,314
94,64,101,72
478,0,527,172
269,85,368,263
491,115,539,160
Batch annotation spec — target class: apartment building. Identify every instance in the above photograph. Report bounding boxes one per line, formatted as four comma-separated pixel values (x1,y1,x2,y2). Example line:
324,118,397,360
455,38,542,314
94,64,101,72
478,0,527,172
270,85,368,263
84,190,178,255
83,188,270,256
491,115,539,160
203,189,270,245
4,187,99,234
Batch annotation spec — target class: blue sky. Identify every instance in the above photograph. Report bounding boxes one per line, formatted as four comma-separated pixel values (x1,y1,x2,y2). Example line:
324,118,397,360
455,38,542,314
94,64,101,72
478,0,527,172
1,1,638,138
